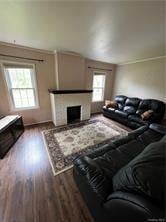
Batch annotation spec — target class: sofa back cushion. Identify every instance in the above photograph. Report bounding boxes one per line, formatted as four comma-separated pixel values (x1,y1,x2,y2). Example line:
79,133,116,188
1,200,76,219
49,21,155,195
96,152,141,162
115,95,127,110
123,97,141,114
123,106,136,114
125,98,141,107
136,99,165,117
112,136,165,205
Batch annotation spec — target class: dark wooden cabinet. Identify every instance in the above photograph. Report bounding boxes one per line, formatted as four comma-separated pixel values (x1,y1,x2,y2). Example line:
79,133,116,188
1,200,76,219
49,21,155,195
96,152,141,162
0,116,24,158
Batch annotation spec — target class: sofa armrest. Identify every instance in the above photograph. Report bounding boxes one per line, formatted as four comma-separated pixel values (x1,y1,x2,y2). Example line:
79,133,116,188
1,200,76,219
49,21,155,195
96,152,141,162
149,123,166,135
73,156,111,202
86,143,116,159
103,191,164,222
128,125,148,138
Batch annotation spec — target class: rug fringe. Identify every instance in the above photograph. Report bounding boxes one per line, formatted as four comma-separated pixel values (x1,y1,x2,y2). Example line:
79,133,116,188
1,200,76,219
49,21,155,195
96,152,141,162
42,131,74,176
42,131,57,176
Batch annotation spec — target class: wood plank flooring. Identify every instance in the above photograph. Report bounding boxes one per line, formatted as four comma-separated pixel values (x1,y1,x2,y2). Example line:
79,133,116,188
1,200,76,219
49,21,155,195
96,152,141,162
0,115,130,222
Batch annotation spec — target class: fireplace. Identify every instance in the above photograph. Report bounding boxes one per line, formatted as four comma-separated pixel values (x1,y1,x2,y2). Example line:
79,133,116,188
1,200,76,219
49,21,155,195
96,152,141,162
49,89,93,126
67,106,81,123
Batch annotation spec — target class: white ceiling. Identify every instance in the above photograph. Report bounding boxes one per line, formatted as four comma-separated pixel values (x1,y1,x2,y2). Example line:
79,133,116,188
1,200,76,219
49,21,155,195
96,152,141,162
0,1,165,64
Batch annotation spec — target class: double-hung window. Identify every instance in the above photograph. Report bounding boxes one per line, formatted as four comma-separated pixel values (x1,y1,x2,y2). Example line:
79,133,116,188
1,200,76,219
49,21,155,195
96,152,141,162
3,62,39,110
92,72,106,102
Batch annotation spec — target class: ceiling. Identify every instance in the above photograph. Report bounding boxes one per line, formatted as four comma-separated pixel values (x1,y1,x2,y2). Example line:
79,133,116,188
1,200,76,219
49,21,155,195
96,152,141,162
0,1,165,64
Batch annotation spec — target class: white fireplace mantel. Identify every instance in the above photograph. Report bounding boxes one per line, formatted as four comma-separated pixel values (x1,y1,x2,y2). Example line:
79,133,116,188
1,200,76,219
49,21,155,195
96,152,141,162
49,90,92,126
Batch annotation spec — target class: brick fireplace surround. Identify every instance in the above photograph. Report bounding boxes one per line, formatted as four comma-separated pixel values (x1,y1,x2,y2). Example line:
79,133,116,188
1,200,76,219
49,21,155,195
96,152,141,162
49,90,93,126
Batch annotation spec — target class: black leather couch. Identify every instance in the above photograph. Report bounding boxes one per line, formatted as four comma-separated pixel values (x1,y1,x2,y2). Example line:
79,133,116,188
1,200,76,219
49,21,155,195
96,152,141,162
103,95,165,129
73,124,165,222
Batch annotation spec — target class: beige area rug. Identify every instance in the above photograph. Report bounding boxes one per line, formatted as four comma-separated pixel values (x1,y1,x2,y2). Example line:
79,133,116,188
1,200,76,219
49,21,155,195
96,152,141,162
42,119,128,176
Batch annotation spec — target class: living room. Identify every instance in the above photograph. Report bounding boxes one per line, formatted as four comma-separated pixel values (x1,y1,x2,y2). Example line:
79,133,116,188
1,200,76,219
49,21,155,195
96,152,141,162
0,1,165,222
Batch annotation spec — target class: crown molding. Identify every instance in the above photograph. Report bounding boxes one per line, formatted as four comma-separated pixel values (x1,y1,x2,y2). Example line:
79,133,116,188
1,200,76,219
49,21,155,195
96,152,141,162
118,55,166,66
0,41,54,55
85,57,115,66
54,50,83,57
1,41,165,65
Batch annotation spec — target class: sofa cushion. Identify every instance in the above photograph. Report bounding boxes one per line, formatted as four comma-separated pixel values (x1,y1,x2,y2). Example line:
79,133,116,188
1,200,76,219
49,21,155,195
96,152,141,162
115,95,127,104
125,98,141,107
113,137,165,205
94,149,132,180
115,110,128,118
137,99,165,122
87,143,116,159
123,106,136,114
138,99,162,112
138,129,163,147
116,139,146,159
94,138,147,180
128,114,148,125
115,95,127,110
118,104,124,110
127,121,143,129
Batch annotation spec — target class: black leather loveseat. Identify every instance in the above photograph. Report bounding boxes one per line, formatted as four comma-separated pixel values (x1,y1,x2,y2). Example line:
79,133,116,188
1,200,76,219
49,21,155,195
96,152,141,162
103,95,165,129
73,124,165,222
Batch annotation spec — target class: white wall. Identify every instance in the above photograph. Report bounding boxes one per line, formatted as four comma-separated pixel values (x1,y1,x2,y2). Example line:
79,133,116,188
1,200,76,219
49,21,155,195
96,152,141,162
112,57,166,102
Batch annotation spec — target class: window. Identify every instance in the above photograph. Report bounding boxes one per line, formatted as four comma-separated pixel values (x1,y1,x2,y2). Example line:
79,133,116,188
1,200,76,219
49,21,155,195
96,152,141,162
3,63,39,110
92,73,106,102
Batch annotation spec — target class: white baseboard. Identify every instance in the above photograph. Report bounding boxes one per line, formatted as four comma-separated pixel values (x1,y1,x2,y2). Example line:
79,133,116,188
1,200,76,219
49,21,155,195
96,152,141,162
24,119,52,126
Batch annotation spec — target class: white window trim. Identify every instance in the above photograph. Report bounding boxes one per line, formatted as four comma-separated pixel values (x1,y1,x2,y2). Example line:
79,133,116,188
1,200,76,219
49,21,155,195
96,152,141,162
92,71,106,102
1,60,40,111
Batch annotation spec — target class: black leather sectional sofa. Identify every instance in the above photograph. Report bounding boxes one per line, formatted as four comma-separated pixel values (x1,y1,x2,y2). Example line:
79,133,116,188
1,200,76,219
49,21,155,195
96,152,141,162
103,95,165,129
73,124,165,222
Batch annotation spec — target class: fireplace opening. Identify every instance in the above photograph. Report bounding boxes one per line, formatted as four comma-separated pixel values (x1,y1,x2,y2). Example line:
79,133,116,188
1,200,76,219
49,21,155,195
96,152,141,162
67,106,81,123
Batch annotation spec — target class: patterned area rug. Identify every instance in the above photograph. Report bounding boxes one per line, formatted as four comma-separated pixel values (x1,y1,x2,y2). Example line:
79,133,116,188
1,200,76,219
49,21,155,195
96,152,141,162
42,119,128,176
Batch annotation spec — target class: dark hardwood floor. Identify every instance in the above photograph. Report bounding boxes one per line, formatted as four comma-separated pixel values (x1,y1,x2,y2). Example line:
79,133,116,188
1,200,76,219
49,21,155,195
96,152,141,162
0,114,130,222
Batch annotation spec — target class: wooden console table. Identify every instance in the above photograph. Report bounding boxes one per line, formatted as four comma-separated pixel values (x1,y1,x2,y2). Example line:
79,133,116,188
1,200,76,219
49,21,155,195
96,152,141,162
0,115,24,158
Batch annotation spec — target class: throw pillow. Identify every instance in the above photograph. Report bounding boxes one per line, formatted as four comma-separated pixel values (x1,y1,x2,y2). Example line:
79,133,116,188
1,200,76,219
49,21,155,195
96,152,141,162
105,100,117,109
141,110,153,120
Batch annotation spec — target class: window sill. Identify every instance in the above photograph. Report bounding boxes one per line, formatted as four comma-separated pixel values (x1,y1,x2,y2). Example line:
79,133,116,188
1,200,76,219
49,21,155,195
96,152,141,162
11,106,40,112
92,100,104,103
